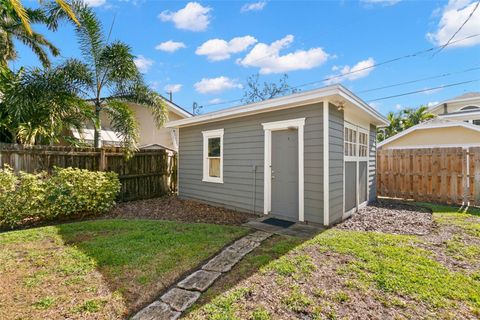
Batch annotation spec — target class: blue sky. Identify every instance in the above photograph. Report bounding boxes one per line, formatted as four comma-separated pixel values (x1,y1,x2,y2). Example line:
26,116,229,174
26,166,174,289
16,0,480,115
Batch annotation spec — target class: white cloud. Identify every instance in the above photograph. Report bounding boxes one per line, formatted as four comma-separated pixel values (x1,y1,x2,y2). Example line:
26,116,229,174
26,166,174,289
395,103,403,110
427,0,480,48
159,2,211,32
155,40,186,53
134,55,154,73
423,86,443,95
194,76,242,94
237,35,330,74
427,101,439,107
325,57,375,84
164,84,183,93
196,36,257,61
369,102,381,110
209,98,223,104
241,1,267,12
83,0,106,7
360,0,401,6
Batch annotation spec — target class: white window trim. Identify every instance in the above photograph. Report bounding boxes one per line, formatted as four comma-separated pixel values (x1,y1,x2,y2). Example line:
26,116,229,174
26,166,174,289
262,118,305,222
202,129,224,184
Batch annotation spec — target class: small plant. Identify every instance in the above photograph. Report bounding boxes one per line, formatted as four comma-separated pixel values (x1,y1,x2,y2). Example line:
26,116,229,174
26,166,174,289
282,286,312,313
74,299,103,313
33,296,55,310
333,291,350,303
251,306,271,320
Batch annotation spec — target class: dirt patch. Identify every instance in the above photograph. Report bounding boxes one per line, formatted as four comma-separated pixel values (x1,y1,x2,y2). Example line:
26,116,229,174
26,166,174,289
337,200,434,235
107,196,258,226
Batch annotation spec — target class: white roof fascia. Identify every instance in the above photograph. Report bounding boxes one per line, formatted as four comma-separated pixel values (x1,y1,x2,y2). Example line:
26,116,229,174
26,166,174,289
166,84,388,128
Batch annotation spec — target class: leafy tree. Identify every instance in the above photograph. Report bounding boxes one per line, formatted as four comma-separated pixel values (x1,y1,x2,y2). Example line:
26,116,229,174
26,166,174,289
242,73,298,104
57,1,167,152
401,105,435,129
0,0,78,68
0,61,93,145
377,105,435,142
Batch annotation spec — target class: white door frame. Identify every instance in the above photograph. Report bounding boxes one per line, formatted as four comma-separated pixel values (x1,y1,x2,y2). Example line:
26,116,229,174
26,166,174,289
262,118,305,222
343,122,370,219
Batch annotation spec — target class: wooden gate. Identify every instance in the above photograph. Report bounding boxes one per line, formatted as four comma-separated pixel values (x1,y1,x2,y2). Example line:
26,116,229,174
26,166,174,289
377,147,480,206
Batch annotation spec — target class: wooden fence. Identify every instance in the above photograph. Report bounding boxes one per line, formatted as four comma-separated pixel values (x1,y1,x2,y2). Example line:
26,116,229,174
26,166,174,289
377,147,480,206
0,143,177,201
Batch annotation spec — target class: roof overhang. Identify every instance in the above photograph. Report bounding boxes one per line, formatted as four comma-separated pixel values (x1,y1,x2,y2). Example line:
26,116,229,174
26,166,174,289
429,95,480,113
377,119,480,148
163,98,192,118
165,84,388,128
439,109,480,120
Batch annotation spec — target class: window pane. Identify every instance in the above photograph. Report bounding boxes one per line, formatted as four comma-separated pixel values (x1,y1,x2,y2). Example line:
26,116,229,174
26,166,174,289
209,158,220,177
208,137,221,157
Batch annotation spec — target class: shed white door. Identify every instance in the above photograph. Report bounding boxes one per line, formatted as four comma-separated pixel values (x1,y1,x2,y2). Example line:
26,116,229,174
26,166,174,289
271,129,299,221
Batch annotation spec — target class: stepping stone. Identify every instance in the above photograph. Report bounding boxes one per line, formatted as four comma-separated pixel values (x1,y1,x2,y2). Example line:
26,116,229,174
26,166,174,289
202,247,245,272
228,237,261,255
244,231,271,243
161,287,201,312
177,270,221,292
131,301,180,320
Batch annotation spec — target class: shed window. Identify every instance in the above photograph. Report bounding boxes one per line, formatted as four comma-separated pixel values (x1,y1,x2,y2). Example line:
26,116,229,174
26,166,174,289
202,129,224,183
344,127,357,157
344,123,369,160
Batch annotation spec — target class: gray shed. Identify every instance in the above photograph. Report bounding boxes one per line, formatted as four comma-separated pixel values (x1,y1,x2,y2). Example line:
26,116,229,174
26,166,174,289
166,85,388,226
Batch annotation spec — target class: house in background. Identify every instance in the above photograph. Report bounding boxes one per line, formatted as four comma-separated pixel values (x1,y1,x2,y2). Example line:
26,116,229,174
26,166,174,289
379,92,480,150
166,84,388,226
71,97,191,151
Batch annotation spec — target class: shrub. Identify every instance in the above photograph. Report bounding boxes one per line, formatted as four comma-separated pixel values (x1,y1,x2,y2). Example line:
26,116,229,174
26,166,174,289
0,166,121,229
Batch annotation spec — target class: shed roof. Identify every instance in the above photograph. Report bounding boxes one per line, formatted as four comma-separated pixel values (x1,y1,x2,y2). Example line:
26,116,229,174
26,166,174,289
165,84,388,128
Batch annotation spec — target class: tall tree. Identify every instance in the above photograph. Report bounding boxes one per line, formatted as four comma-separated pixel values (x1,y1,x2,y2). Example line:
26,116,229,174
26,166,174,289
65,0,166,152
242,73,298,104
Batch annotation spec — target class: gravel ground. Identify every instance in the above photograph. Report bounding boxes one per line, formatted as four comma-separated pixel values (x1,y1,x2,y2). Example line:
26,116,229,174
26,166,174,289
108,196,258,226
337,200,434,235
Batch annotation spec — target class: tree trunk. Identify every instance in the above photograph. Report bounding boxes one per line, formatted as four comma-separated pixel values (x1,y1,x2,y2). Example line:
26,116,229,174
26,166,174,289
93,101,102,148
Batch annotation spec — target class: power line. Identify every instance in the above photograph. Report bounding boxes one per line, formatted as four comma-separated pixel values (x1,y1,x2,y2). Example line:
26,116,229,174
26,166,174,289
433,0,480,56
200,33,480,109
367,79,480,102
357,66,480,94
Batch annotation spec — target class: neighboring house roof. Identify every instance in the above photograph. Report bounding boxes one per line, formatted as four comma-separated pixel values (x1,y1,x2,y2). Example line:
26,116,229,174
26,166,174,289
429,91,480,113
377,118,480,149
161,96,192,118
166,84,388,128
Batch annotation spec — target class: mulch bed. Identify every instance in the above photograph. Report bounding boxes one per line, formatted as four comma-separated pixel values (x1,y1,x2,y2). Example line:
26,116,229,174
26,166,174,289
107,196,258,226
337,200,434,235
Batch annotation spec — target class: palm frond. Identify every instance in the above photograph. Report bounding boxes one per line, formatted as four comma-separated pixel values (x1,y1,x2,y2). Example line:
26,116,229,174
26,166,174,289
102,99,139,156
54,0,80,26
7,0,32,35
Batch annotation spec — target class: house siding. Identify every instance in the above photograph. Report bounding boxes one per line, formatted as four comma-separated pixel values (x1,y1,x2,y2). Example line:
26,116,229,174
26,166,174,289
368,124,377,202
178,103,324,223
328,103,344,225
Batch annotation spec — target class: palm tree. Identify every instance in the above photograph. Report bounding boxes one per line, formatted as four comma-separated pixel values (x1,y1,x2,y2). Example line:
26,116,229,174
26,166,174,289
401,105,435,129
0,60,94,145
377,111,402,142
66,0,166,152
0,0,79,68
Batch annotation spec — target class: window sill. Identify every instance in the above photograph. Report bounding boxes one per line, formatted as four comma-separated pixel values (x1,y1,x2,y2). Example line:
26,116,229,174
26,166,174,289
202,177,224,184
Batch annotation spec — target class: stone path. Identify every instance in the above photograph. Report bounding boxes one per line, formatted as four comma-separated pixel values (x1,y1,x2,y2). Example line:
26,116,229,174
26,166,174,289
132,230,271,320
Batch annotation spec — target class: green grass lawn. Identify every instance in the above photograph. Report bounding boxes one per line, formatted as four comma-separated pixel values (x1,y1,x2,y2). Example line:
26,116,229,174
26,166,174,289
186,203,480,320
0,219,249,319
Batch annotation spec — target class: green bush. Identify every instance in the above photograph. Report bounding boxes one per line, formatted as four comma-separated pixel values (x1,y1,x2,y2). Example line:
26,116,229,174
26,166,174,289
0,166,121,229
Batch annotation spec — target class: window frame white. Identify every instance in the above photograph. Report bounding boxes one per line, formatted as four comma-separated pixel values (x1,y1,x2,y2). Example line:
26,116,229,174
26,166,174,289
202,129,224,184
344,122,369,162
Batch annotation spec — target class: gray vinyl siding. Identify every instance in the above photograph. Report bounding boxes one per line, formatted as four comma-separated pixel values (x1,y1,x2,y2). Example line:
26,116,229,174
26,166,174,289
368,124,377,202
328,103,344,225
178,103,324,223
